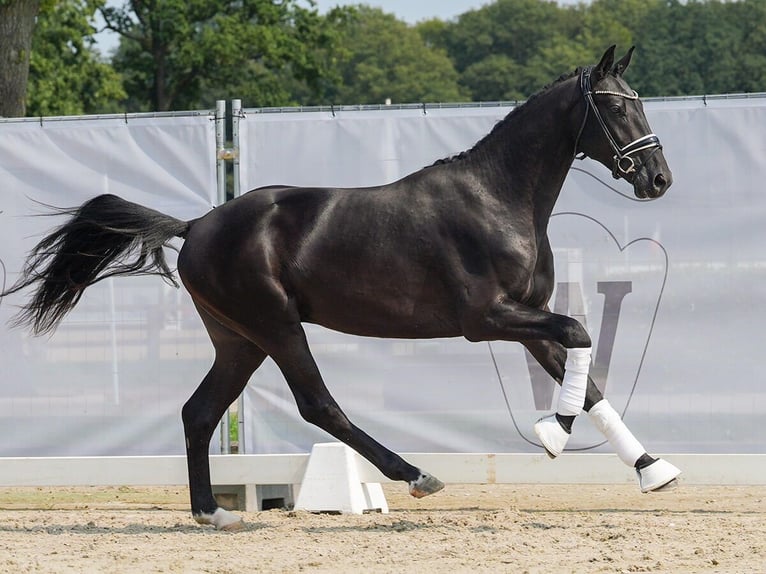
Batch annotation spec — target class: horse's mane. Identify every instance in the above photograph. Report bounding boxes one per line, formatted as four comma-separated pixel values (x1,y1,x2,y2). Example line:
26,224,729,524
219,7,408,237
431,67,584,167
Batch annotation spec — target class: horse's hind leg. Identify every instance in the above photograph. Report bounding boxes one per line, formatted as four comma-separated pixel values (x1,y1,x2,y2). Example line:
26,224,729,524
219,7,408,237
264,324,443,498
182,307,267,530
523,339,681,491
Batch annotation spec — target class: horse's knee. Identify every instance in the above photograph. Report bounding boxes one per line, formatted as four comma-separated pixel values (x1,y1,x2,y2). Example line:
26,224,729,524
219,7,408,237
558,316,591,348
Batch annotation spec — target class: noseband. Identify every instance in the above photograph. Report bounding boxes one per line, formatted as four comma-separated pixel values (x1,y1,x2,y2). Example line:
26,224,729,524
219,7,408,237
576,66,663,180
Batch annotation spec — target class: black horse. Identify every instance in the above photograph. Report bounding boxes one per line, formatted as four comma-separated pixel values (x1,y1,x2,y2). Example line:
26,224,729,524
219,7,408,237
3,46,680,530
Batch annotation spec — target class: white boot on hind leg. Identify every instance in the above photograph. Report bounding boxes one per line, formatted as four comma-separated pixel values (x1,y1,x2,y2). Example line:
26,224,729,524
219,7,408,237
637,458,682,493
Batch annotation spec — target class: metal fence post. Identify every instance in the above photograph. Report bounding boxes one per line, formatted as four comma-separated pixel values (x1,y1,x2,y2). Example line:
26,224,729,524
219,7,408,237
215,100,227,206
232,99,243,198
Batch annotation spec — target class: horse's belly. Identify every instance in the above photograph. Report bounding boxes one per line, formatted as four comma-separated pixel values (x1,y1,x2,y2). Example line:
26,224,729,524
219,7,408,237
299,289,461,339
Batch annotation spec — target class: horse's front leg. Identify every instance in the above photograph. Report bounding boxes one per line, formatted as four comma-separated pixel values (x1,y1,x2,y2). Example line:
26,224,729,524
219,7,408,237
523,339,681,492
461,297,594,456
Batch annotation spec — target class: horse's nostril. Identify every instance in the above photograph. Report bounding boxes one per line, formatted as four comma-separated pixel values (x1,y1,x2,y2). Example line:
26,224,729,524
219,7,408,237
654,173,667,189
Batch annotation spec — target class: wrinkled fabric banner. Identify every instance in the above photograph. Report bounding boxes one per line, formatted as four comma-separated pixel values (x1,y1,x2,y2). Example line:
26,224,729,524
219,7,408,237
0,114,217,456
240,98,766,455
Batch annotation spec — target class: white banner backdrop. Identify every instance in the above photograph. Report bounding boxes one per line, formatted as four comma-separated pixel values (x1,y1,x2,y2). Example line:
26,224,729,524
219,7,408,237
239,97,766,455
0,113,218,456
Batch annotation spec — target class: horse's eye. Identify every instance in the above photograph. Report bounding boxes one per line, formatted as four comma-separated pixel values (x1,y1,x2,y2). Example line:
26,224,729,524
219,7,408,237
609,105,623,115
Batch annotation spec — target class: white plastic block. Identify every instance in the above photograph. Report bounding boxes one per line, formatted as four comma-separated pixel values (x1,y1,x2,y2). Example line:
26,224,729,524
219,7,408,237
294,442,389,514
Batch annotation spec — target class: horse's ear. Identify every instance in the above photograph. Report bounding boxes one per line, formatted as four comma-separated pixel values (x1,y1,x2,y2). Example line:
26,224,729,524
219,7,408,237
613,46,635,76
593,45,616,82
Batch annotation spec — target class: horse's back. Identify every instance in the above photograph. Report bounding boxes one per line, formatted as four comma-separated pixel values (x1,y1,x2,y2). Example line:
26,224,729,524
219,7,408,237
177,181,467,337
177,172,547,338
178,185,329,279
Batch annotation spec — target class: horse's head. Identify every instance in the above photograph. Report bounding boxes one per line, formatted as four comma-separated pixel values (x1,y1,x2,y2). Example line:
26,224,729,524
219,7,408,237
576,46,672,199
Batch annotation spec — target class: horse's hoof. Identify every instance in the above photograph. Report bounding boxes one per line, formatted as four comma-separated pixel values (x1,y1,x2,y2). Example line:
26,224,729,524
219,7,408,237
194,507,244,531
533,414,570,459
637,458,681,493
409,472,445,498
651,478,679,492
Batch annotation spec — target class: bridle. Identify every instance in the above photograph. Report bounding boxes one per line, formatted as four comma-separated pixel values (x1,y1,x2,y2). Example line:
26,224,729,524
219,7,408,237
575,66,663,181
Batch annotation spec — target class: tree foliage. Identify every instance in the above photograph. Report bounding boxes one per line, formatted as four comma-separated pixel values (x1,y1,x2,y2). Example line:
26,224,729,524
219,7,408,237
321,7,466,105
26,0,125,116
104,0,342,111
427,0,766,101
10,0,766,116
627,0,766,97
439,0,579,100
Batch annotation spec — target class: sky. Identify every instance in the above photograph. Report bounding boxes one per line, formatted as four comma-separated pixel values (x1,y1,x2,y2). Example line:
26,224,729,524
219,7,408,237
311,0,493,22
312,0,584,21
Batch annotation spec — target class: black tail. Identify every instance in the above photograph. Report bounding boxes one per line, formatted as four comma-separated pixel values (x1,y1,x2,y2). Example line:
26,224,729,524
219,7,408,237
2,194,191,336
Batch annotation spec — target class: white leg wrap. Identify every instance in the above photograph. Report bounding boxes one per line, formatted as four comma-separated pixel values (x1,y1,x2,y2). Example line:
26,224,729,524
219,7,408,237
557,347,591,416
587,399,646,466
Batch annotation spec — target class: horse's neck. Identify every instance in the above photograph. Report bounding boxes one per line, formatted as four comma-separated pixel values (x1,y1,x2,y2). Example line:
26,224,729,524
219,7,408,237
471,79,581,231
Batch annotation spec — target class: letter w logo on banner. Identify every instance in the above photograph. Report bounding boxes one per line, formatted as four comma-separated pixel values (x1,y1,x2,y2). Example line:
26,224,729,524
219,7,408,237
525,281,632,410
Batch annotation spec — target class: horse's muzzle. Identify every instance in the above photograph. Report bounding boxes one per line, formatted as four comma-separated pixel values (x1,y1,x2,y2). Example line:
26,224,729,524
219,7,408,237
635,168,672,199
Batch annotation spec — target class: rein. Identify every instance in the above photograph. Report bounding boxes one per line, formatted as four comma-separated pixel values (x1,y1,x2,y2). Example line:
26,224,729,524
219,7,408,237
575,66,663,180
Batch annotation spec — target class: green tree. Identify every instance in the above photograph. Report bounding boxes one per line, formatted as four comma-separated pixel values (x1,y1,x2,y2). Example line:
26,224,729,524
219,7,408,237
460,54,524,101
104,0,340,111
16,0,766,117
443,0,577,100
736,0,766,93
196,5,349,108
27,0,126,116
575,0,650,55
0,0,43,116
631,0,744,97
323,6,466,105
415,17,451,53
520,0,651,93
